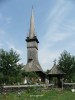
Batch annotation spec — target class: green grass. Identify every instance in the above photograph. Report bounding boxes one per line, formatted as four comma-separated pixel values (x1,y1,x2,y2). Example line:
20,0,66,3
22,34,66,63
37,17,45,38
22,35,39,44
0,89,75,100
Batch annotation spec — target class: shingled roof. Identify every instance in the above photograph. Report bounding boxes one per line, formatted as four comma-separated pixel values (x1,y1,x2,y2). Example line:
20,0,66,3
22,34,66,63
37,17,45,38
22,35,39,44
23,60,43,72
48,64,65,75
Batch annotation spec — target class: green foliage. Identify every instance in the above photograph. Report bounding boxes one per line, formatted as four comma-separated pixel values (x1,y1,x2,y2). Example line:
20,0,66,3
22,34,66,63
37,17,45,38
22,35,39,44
26,86,42,94
0,49,23,85
58,50,75,82
22,71,38,78
0,72,4,84
26,72,38,78
22,71,38,84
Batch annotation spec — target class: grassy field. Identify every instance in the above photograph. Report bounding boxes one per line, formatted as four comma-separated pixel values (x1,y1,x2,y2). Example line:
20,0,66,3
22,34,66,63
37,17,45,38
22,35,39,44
0,89,75,100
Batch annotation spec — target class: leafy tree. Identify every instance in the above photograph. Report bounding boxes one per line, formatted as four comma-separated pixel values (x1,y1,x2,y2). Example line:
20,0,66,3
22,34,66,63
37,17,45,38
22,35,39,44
0,72,4,84
58,50,75,82
0,49,23,84
46,69,50,74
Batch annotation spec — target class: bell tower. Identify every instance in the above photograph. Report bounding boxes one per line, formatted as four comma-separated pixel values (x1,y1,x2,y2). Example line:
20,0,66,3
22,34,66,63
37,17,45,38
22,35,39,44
24,7,45,82
26,8,39,63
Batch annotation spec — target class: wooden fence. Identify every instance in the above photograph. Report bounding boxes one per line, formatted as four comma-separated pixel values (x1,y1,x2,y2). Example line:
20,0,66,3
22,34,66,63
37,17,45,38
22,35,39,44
0,84,54,92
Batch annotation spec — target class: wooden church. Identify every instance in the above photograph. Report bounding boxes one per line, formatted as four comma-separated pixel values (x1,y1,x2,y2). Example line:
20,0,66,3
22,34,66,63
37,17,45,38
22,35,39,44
23,8,45,82
22,8,65,86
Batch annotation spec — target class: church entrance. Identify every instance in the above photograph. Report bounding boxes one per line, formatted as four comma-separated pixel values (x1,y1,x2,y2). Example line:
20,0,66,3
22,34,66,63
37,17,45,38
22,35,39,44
49,75,62,88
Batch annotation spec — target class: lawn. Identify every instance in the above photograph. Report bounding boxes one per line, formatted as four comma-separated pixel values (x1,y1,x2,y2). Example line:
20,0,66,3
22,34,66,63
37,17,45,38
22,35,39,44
0,89,75,100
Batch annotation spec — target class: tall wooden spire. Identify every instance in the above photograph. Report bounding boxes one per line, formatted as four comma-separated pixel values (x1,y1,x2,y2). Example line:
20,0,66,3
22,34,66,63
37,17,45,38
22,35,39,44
23,7,46,82
29,7,35,38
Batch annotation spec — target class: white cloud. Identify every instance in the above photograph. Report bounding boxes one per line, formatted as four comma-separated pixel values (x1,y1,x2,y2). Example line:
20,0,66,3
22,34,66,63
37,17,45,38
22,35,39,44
46,0,70,23
7,43,27,65
63,23,75,33
39,0,75,71
6,17,11,24
0,43,3,48
7,43,23,55
44,32,69,44
0,12,11,24
39,47,62,71
0,29,6,41
0,29,5,35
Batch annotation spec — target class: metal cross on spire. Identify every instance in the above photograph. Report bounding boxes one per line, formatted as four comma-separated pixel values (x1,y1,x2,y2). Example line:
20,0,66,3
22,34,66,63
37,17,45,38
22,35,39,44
53,59,56,65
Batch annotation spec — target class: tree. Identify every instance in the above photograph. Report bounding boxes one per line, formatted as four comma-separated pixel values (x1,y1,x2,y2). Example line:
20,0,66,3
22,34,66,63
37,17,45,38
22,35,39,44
58,50,75,82
0,49,23,84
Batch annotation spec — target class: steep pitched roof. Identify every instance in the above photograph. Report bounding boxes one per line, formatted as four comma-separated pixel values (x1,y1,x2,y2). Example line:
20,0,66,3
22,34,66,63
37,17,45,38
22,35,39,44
48,64,65,75
23,60,43,72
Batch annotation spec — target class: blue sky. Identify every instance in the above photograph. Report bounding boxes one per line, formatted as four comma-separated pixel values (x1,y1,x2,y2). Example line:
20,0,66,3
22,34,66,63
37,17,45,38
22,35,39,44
0,0,75,71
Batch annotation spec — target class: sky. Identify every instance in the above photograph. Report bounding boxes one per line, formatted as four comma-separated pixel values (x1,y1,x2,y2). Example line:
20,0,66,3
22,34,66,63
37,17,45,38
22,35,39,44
0,0,75,71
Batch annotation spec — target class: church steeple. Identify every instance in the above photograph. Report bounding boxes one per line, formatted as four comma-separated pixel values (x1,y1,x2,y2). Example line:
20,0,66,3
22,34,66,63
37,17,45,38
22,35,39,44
24,8,46,82
29,7,35,38
26,7,39,43
26,7,39,62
